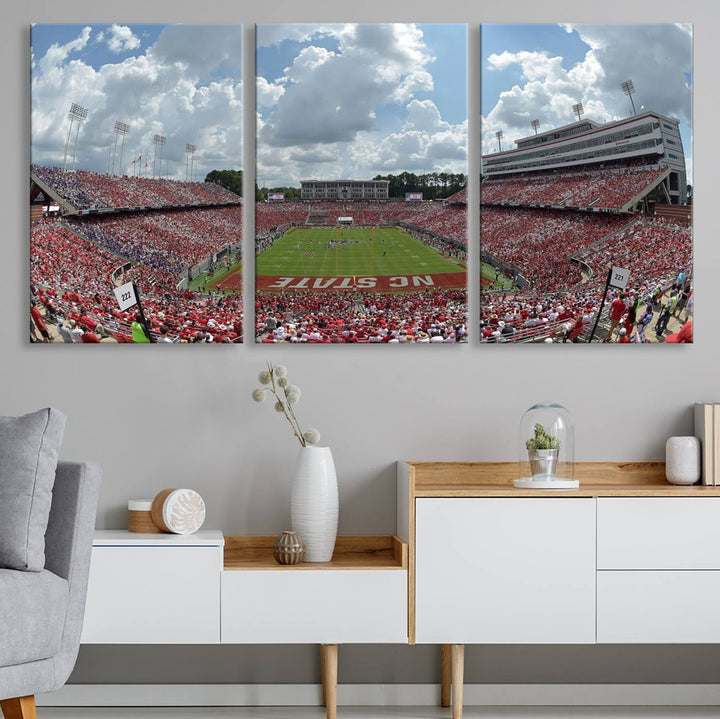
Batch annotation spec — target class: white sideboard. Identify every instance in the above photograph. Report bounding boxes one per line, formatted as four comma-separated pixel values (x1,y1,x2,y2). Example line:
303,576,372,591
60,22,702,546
597,497,720,643
81,530,224,644
415,497,596,644
398,461,720,719
81,532,407,719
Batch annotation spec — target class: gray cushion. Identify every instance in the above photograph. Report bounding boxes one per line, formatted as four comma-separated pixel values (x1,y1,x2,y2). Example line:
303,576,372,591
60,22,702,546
0,568,69,667
0,408,66,570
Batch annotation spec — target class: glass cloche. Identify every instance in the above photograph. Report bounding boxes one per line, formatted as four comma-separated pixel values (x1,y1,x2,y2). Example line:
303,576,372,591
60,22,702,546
516,401,577,489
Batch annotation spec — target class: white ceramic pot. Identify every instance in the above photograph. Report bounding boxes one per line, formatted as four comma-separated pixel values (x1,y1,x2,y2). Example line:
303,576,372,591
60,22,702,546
665,436,701,485
291,446,338,562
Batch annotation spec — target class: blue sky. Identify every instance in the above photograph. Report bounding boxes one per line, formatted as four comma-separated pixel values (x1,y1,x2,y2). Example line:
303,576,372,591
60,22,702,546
31,24,243,179
481,23,693,182
256,23,467,188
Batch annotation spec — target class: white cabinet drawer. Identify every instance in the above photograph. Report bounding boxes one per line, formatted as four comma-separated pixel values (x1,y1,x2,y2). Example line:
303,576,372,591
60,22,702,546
415,498,596,644
597,570,720,643
598,498,720,569
221,569,407,644
82,546,222,643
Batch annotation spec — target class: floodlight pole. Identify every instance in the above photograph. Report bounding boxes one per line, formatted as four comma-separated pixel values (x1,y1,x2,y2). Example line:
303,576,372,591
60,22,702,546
152,134,166,179
621,80,637,116
63,120,74,172
72,122,82,171
118,135,126,177
495,130,503,153
63,103,88,172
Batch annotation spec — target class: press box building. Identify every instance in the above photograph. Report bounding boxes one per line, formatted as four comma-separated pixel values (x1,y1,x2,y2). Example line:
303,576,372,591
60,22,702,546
300,179,390,201
482,111,688,205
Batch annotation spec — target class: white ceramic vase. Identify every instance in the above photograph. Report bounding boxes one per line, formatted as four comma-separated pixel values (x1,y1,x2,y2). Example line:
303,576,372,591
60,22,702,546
291,446,338,562
665,436,701,485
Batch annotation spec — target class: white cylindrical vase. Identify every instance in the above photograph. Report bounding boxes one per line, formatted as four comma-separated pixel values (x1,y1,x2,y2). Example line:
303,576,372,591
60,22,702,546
291,446,338,562
665,436,701,485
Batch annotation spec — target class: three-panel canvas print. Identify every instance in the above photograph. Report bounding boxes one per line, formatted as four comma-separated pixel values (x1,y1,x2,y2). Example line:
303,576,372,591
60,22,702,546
29,23,692,345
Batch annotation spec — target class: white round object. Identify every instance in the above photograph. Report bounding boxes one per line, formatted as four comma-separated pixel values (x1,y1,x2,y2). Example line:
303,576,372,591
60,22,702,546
162,489,206,534
291,446,338,562
127,499,154,511
514,477,579,490
665,436,701,485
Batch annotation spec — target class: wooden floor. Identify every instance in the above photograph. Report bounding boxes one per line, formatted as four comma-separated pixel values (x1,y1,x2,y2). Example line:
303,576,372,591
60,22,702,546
33,708,720,719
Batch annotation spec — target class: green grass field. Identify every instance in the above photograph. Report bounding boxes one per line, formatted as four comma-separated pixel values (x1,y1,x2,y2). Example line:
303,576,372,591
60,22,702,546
481,261,518,290
256,226,464,277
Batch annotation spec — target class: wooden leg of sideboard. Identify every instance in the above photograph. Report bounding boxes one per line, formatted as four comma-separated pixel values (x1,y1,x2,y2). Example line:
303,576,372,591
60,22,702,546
320,644,327,707
1,696,37,719
321,644,338,719
451,644,465,719
440,644,452,707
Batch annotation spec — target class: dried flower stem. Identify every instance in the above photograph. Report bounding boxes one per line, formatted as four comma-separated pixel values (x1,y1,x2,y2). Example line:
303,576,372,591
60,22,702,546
267,362,307,446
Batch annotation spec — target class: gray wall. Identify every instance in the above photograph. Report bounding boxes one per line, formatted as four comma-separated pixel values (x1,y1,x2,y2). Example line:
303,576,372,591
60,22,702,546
9,0,719,687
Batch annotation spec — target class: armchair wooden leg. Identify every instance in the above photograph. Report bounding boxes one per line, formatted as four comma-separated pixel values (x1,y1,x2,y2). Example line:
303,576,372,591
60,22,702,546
451,644,465,719
1,696,37,719
440,644,452,707
320,644,338,719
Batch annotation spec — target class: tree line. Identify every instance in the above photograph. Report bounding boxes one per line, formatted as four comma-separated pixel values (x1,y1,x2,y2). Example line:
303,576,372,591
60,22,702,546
372,172,467,200
205,169,243,197
206,169,468,202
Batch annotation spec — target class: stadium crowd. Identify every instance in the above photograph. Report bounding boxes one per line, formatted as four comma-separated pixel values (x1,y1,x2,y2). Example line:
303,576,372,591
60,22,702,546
481,162,667,211
256,289,467,343
256,199,468,244
68,206,242,276
30,215,243,343
480,207,630,293
32,165,239,211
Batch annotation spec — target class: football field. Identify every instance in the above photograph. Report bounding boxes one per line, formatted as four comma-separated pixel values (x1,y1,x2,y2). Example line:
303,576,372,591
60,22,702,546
256,226,464,278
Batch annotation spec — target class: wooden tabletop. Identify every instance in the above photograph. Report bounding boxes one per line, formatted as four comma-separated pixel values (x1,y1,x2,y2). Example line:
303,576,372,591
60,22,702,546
224,535,408,570
401,461,720,497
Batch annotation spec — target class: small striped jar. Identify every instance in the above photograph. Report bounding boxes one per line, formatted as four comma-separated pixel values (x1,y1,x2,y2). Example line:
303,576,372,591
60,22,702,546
273,530,305,566
128,499,162,533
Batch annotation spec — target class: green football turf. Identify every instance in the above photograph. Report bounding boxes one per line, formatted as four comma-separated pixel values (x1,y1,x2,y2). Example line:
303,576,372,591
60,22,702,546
256,226,464,277
481,262,518,290
188,260,243,292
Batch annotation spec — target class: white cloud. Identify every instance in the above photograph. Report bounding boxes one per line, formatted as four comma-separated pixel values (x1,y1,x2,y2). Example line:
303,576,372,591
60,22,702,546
31,25,243,179
256,23,464,185
101,24,141,54
256,76,284,108
256,24,342,48
38,26,91,75
482,24,692,158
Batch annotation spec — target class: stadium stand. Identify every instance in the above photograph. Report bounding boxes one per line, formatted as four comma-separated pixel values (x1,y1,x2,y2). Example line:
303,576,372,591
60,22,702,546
480,162,668,212
29,164,244,344
255,289,467,343
31,165,240,213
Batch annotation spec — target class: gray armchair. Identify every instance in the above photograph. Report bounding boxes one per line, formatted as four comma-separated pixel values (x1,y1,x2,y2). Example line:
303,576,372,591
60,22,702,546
0,461,101,719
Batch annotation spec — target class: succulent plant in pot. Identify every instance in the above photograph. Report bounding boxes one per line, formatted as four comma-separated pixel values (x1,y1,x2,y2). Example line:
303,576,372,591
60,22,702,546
526,423,561,479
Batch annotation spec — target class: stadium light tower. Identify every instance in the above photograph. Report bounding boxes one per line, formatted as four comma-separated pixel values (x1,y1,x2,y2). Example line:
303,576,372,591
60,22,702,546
495,130,504,152
63,103,88,172
531,119,540,135
572,102,584,122
111,121,129,176
153,134,166,179
185,143,197,181
621,79,637,116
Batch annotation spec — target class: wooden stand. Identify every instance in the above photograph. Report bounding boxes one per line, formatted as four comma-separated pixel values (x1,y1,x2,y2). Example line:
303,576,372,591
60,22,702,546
440,644,464,719
320,644,338,719
0,696,37,719
224,536,408,718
